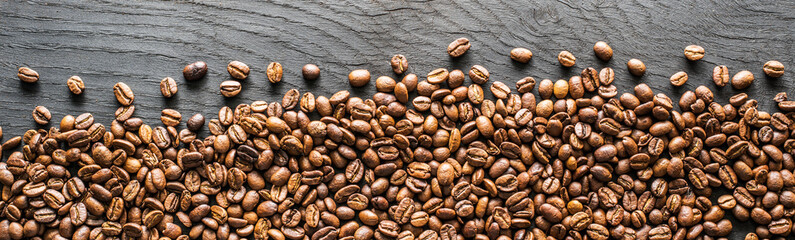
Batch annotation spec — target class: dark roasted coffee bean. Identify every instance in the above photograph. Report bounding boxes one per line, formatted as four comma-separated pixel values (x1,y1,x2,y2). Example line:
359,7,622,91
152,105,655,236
183,61,207,81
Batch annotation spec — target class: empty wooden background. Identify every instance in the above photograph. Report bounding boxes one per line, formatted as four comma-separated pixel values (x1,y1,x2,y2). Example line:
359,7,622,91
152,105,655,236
1,0,793,238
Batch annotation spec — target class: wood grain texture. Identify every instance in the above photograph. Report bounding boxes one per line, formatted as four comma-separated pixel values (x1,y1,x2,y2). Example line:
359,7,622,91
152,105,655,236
0,0,793,237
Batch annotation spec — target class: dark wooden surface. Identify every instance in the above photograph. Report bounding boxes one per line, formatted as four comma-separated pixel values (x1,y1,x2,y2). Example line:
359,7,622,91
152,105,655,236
1,0,793,238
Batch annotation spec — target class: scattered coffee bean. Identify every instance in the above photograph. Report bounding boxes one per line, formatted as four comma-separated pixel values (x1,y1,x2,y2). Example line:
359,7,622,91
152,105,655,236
160,77,178,98
627,58,646,76
713,65,730,87
67,75,85,95
447,37,470,57
113,82,134,106
468,65,489,84
670,71,688,86
303,64,320,80
267,62,283,83
558,50,576,67
220,80,242,97
593,41,613,61
227,61,250,80
17,67,39,83
32,106,51,125
390,54,408,74
183,61,207,81
684,45,705,61
731,70,754,89
510,47,532,63
348,69,371,87
763,60,784,77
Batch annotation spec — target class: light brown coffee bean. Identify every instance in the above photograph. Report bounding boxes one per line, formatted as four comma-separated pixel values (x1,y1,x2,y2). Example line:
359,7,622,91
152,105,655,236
303,64,320,80
670,71,688,86
18,67,39,83
161,109,182,127
160,77,178,98
558,51,575,67
763,60,784,77
349,69,371,87
33,106,52,125
220,81,242,97
684,45,705,61
627,59,646,76
731,70,754,89
712,65,729,87
113,82,135,106
510,48,532,63
469,65,489,84
266,62,283,83
390,55,408,75
67,76,85,95
593,41,613,61
490,81,510,99
227,61,250,80
447,38,470,57
427,68,449,85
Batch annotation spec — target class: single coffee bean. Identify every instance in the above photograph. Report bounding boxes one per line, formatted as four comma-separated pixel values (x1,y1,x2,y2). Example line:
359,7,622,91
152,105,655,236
553,79,569,99
303,64,320,80
490,81,510,99
516,77,536,93
33,106,52,125
67,76,85,95
712,65,729,87
220,81,242,97
447,37,470,57
183,61,207,81
731,70,754,89
18,67,39,83
267,62,283,83
390,54,409,74
282,89,300,110
227,61,250,80
113,82,135,106
186,114,205,132
557,51,576,67
448,69,465,88
684,45,705,61
593,41,613,61
599,67,614,85
427,68,449,84
160,77,178,98
627,59,646,76
161,109,182,127
469,65,489,84
348,69,371,87
510,47,532,63
670,71,688,86
763,60,784,77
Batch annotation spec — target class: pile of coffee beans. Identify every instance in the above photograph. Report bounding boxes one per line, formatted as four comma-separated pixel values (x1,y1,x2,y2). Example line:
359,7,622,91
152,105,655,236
2,39,793,240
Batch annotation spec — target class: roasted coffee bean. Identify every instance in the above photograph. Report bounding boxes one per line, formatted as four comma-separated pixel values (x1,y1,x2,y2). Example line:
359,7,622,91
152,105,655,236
593,41,613,61
510,47,532,63
731,70,754,89
32,106,52,125
160,77,178,98
183,61,207,81
67,75,86,95
18,67,39,83
469,65,489,84
161,109,182,127
558,51,576,67
266,61,284,83
303,64,320,80
670,71,688,86
227,61,250,80
349,69,371,87
763,60,784,77
113,82,135,106
627,59,646,76
391,54,409,74
220,80,242,97
684,45,705,61
447,37,470,57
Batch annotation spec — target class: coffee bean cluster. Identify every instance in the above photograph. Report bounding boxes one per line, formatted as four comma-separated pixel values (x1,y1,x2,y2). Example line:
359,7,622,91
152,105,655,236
3,39,794,240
